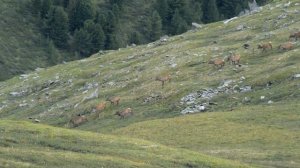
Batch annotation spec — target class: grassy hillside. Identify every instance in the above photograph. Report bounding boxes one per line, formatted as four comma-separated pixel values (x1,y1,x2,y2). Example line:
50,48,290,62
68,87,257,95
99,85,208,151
0,120,249,168
0,0,300,167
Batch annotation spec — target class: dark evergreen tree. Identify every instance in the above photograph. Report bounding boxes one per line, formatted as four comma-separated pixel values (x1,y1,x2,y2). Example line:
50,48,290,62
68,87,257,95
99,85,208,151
84,20,106,53
69,0,94,33
155,0,169,30
130,31,142,44
40,0,52,19
170,9,188,35
73,28,91,57
43,6,69,48
192,2,203,23
202,0,219,23
104,11,120,49
150,11,162,41
31,0,42,15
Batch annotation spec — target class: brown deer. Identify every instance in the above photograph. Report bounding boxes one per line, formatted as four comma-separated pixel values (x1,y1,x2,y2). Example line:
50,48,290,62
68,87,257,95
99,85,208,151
115,108,133,119
155,74,171,88
95,102,106,118
106,96,121,106
227,52,241,65
289,31,300,41
278,42,294,51
69,114,88,127
208,58,225,68
257,42,272,52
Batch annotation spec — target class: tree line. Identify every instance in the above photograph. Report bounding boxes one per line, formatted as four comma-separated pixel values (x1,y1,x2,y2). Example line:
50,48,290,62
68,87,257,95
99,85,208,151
30,0,270,58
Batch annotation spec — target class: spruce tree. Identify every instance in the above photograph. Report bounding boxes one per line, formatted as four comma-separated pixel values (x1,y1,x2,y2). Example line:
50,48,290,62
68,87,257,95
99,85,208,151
40,0,52,19
202,0,219,23
31,0,41,16
44,6,69,48
150,11,162,41
155,0,169,30
73,28,91,57
84,20,106,53
170,9,188,35
193,2,203,23
69,0,94,33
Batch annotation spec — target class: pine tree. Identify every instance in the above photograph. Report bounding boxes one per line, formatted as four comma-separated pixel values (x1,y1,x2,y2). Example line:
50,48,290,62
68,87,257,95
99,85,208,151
40,0,52,19
130,31,142,45
69,0,94,33
104,11,120,49
73,28,91,57
31,0,41,15
202,0,219,23
193,2,203,23
155,0,169,30
170,9,188,35
150,11,162,41
43,6,69,48
84,20,106,53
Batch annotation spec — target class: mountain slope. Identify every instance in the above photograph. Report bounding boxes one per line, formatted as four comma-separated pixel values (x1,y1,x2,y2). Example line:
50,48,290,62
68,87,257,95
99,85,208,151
0,0,300,167
0,120,249,168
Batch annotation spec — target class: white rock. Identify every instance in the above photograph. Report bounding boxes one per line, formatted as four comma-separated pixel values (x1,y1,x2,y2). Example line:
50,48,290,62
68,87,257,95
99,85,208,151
268,100,274,104
260,96,265,100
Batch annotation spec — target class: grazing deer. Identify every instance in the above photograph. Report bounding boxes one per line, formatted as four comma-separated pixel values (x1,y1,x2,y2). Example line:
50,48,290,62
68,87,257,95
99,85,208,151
155,74,171,88
115,108,133,119
208,58,225,68
106,96,121,106
257,42,272,52
289,31,300,41
278,42,294,51
69,114,88,127
95,102,106,118
227,52,241,65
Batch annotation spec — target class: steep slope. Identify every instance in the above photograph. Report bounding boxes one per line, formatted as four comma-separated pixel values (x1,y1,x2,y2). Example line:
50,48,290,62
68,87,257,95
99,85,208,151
0,0,299,167
0,120,249,168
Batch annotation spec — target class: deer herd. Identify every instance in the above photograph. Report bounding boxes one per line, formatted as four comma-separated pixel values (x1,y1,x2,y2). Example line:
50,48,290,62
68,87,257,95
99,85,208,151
208,31,299,68
69,31,299,127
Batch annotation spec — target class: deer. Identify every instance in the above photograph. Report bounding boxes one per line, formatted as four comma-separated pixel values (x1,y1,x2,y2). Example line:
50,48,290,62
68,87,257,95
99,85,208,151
208,58,225,68
227,52,241,65
155,74,171,88
69,114,88,127
257,42,272,52
278,42,294,51
115,108,133,119
289,31,300,41
95,102,106,118
106,96,121,106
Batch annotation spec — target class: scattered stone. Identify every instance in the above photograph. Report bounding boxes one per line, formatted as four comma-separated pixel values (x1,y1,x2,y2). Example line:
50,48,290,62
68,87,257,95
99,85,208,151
278,13,288,19
19,103,28,107
236,24,247,31
35,67,44,72
284,1,291,7
192,22,203,29
10,92,21,97
34,119,40,123
181,104,206,114
260,96,265,100
19,74,30,80
223,17,238,24
293,74,300,79
243,97,251,103
268,100,274,104
240,86,252,93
